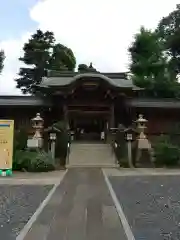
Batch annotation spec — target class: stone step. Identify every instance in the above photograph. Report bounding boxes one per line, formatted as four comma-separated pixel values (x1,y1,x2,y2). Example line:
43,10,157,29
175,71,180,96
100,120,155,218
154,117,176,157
68,143,117,167
66,164,119,168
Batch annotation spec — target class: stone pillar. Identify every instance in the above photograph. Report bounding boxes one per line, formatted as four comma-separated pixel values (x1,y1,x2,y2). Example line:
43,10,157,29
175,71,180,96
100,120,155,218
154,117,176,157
49,133,56,159
125,129,134,168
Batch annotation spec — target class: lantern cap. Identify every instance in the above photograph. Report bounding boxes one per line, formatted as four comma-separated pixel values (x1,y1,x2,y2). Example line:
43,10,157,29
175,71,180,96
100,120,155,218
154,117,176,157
136,114,147,123
32,113,44,122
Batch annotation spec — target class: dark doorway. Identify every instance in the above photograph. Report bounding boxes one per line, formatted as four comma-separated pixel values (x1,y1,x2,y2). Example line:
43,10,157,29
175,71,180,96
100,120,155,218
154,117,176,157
69,116,106,141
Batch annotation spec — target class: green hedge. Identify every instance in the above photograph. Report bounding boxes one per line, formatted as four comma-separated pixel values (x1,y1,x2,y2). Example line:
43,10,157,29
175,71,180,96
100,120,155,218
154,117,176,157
13,149,55,172
153,135,180,166
53,121,70,166
14,128,28,152
13,128,55,172
113,130,129,167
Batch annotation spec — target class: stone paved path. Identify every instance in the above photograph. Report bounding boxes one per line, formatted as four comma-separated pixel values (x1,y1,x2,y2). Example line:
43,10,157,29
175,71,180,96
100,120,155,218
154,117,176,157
24,168,127,240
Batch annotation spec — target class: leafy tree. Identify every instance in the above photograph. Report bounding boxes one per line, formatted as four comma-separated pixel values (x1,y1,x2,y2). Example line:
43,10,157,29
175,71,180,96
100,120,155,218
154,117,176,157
78,64,89,72
78,62,98,73
157,4,180,75
16,29,76,94
50,43,76,71
129,27,179,98
0,50,5,74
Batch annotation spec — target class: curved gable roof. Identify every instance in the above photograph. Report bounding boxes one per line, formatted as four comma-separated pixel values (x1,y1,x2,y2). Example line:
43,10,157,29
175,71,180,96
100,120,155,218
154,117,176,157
39,73,139,89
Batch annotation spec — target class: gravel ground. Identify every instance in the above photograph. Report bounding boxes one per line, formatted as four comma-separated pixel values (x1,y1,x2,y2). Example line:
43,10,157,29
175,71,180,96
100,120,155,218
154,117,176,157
110,175,180,240
0,184,53,240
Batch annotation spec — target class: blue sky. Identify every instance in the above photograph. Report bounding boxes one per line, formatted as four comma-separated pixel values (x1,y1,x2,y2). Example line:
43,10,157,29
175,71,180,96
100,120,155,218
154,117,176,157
0,0,38,40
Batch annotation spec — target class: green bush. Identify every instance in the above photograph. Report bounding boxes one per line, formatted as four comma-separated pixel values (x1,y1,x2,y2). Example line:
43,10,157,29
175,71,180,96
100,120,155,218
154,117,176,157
13,150,55,172
52,121,70,166
13,150,36,171
113,130,128,167
13,128,29,170
154,135,180,166
27,150,55,172
14,128,28,150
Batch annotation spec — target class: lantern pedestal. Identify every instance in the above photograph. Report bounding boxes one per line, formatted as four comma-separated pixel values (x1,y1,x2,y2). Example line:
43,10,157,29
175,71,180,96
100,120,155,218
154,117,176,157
27,138,43,149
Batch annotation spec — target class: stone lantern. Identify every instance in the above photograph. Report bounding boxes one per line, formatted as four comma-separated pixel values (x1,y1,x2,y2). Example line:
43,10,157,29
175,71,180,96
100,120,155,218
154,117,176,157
27,113,44,149
135,114,150,149
136,114,148,140
135,114,154,165
32,113,44,139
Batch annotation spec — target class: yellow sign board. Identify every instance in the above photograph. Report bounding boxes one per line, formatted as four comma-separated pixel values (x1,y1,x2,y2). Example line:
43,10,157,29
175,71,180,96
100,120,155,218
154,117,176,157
0,120,14,169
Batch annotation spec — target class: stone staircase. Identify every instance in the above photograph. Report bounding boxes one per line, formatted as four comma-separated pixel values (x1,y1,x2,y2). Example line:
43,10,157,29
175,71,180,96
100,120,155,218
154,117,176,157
66,143,118,168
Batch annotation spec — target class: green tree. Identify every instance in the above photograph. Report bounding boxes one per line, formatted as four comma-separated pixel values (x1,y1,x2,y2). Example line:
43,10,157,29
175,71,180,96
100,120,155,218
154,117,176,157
0,50,5,74
129,27,179,98
16,29,76,94
78,63,89,72
157,4,180,75
78,62,98,73
50,43,76,71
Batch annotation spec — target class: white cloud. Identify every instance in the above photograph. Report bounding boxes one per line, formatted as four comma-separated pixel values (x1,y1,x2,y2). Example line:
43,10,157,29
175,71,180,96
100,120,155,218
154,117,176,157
0,0,179,94
31,0,179,71
0,33,31,95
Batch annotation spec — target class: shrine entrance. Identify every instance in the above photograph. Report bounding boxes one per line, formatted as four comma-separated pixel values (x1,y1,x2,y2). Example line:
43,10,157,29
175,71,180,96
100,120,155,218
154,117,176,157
59,73,131,142
69,114,107,141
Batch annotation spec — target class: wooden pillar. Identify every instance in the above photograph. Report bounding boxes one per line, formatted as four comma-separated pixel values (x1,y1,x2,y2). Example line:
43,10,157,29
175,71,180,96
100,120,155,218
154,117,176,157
110,104,115,128
106,104,114,143
63,104,69,128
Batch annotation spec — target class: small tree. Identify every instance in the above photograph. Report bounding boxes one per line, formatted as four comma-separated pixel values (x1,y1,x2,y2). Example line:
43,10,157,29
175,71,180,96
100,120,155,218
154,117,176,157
78,62,98,73
0,50,5,74
78,64,89,72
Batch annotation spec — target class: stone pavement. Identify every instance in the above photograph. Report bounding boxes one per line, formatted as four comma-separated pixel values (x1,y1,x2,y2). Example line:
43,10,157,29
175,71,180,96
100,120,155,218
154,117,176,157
0,170,66,185
2,168,180,239
0,170,66,240
106,168,180,240
23,168,127,240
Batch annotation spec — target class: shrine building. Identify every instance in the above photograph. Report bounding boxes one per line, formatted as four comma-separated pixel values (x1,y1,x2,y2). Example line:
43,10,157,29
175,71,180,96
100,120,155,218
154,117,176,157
1,70,180,141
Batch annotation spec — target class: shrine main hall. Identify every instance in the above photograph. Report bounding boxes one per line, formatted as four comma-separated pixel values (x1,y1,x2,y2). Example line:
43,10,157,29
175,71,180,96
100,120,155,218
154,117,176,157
1,70,180,140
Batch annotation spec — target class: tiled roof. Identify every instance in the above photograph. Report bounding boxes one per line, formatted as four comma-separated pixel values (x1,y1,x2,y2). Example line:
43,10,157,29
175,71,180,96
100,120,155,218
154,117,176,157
128,98,180,108
39,73,138,89
0,96,51,106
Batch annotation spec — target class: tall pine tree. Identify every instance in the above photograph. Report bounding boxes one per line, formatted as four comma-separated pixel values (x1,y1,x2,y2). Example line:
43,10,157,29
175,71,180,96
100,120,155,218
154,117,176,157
16,29,76,94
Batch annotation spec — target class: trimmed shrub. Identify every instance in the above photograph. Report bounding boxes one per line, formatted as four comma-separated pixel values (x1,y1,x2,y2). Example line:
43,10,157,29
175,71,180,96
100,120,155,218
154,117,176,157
26,150,55,172
13,150,36,171
52,121,70,166
154,135,180,166
13,150,55,172
14,127,28,151
113,129,128,167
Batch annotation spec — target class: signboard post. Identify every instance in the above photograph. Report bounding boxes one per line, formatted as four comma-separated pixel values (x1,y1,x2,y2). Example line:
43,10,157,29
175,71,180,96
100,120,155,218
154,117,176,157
0,120,14,176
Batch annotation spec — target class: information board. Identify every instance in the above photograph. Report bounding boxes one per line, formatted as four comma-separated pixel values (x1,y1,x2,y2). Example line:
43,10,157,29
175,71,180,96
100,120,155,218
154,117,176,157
0,120,14,169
